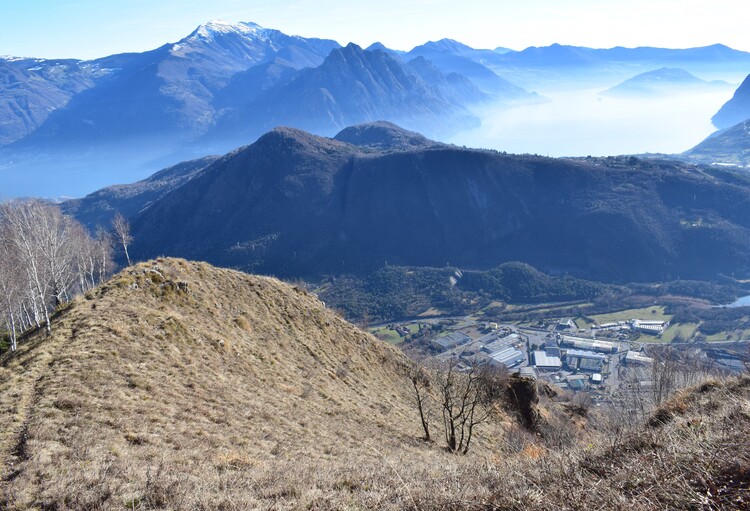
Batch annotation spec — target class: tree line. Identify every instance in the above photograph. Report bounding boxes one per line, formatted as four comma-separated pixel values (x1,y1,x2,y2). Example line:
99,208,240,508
0,200,132,352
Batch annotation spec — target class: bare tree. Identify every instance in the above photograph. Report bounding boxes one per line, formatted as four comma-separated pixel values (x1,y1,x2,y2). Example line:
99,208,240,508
94,227,114,283
38,206,78,307
0,199,114,344
434,359,502,454
71,223,99,292
0,231,22,351
112,213,133,266
1,200,55,333
408,363,432,441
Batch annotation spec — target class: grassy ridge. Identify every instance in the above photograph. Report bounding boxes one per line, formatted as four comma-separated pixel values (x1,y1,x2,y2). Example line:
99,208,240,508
1,258,749,509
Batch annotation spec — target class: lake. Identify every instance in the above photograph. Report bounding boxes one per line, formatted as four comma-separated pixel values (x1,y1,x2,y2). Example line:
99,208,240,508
448,87,734,157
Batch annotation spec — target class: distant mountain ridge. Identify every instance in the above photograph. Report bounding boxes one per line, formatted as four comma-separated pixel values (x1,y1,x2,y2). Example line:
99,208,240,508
9,21,340,149
61,155,220,228
0,22,530,196
473,43,750,89
602,67,732,97
208,43,500,146
0,56,118,145
682,119,750,167
713,74,750,129
66,123,750,283
3,22,750,197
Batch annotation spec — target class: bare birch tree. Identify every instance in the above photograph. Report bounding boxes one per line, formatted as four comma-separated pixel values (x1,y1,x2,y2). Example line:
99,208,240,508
1,200,55,334
112,213,132,266
0,230,22,351
94,227,114,283
0,199,115,347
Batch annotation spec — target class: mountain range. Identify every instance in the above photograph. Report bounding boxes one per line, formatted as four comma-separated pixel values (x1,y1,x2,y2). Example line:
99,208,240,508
602,67,732,97
484,43,750,89
0,21,535,196
65,122,750,284
3,20,750,197
667,73,750,167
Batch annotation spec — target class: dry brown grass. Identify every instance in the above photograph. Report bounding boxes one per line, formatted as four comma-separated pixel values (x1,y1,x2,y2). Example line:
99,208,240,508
0,258,516,510
1,258,749,510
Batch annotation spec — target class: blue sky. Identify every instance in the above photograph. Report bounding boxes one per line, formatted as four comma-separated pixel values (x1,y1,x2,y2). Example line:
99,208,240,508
1,0,749,59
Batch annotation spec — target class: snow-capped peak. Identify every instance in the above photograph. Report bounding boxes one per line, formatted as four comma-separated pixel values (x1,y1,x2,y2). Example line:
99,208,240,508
191,20,267,40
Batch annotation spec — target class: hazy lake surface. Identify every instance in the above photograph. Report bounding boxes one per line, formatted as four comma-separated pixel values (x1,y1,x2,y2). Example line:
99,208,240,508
449,88,735,157
726,295,750,308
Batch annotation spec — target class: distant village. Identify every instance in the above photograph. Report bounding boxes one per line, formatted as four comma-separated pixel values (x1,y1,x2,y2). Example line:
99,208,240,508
388,313,746,404
430,320,654,396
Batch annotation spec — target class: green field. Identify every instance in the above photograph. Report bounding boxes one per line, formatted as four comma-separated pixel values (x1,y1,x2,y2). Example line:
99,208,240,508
403,323,420,334
659,323,700,343
704,329,750,343
369,327,403,345
575,317,594,330
590,306,671,324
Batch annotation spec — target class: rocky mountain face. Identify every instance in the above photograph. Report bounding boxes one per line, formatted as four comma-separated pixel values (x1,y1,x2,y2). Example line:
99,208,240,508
66,123,750,283
8,22,340,151
209,43,490,146
713,74,750,129
0,56,116,145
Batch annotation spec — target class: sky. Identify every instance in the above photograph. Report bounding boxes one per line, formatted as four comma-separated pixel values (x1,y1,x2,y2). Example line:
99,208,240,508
1,0,749,60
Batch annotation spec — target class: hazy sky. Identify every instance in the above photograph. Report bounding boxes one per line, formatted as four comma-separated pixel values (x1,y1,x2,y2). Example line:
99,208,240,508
1,0,749,60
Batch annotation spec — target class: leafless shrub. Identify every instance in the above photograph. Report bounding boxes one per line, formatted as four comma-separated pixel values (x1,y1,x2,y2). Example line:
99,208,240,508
407,359,508,454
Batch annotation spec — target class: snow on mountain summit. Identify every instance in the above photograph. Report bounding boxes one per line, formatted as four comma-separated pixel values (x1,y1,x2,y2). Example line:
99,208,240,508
191,20,267,40
171,20,273,56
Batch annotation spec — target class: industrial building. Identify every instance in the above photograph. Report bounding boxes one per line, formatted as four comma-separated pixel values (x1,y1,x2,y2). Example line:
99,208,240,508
566,375,587,391
561,335,618,353
488,347,526,369
625,351,654,365
519,366,537,379
545,346,562,359
533,350,562,370
480,333,520,354
632,319,670,335
556,318,577,331
565,349,607,372
432,332,472,352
